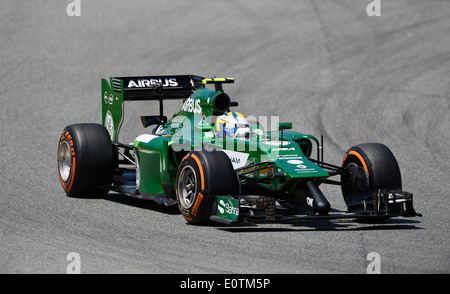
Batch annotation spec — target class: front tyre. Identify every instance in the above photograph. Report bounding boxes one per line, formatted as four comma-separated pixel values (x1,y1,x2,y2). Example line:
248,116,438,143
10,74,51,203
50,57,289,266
341,143,402,210
57,123,114,197
176,150,239,225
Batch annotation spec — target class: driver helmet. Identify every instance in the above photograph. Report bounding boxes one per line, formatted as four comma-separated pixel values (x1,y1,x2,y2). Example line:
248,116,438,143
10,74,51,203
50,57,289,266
216,112,251,138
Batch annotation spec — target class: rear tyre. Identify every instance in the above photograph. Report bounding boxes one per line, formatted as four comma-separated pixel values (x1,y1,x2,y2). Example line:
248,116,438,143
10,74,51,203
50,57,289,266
176,150,239,224
57,123,114,197
341,143,402,202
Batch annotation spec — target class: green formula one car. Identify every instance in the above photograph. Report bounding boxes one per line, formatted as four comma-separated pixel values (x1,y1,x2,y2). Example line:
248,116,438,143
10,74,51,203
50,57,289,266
57,75,421,225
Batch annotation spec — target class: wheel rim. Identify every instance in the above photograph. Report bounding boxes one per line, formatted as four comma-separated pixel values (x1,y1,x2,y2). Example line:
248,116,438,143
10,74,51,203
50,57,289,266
178,165,198,209
342,162,370,200
59,140,72,182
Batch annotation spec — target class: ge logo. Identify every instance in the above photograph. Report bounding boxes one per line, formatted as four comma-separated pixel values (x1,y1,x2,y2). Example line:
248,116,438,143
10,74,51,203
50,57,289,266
104,91,115,105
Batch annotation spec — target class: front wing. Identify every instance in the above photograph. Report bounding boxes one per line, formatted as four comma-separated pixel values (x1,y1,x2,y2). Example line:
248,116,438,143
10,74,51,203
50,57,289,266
209,190,421,225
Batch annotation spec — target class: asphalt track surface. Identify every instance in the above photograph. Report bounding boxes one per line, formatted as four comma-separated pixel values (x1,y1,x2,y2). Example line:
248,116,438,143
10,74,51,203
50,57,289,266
1,0,449,274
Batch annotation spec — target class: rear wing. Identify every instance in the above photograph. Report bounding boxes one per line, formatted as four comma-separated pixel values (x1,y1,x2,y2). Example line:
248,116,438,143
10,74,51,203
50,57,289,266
111,75,204,100
101,75,204,142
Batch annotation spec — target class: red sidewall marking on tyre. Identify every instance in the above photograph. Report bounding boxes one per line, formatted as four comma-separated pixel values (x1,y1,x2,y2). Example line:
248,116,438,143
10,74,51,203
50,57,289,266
348,150,370,177
58,131,76,193
191,192,204,217
190,154,205,190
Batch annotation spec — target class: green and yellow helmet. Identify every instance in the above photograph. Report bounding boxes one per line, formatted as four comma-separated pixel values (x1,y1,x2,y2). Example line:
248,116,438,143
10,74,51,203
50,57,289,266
216,112,251,138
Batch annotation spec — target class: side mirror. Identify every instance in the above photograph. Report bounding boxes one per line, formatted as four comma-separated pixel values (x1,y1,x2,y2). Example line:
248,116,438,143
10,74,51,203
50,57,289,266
278,122,292,130
141,116,167,128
